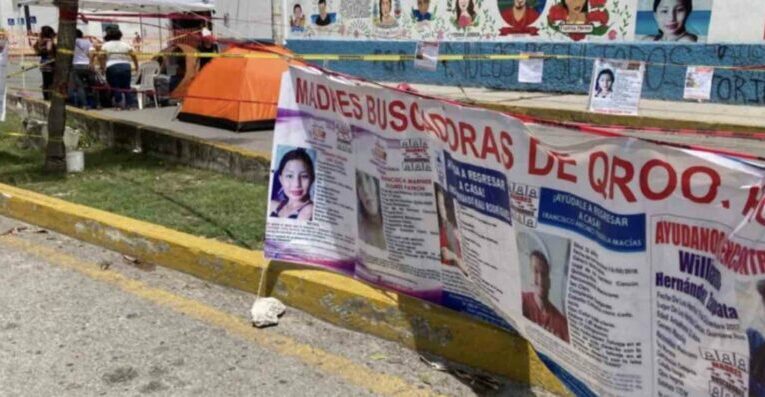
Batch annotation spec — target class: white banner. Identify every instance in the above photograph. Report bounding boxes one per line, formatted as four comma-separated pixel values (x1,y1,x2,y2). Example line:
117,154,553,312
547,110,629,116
267,65,765,397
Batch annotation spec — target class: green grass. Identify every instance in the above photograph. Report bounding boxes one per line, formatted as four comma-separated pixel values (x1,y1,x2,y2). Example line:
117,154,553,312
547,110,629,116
0,111,269,250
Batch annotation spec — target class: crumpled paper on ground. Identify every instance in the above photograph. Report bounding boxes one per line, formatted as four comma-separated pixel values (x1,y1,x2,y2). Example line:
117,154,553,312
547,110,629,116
250,297,286,328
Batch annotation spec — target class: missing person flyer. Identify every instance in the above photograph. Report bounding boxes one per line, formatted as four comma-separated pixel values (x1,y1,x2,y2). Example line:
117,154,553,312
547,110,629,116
588,58,645,116
267,65,765,397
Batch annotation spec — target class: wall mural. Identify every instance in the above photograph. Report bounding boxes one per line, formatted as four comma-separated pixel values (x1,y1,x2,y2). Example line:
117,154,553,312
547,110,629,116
287,0,722,42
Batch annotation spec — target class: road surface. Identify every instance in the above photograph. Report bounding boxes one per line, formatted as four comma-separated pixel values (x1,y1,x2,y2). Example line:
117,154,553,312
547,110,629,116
0,215,551,397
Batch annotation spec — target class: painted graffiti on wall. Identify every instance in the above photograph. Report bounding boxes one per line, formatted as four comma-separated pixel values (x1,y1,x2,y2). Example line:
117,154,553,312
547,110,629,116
286,0,749,42
288,39,765,105
279,0,765,43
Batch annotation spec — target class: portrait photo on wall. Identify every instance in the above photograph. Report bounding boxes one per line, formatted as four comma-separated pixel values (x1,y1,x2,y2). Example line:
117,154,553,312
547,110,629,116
375,0,399,27
516,229,571,343
452,0,478,29
412,0,433,22
269,146,317,222
313,0,337,26
357,169,387,250
290,3,307,32
434,183,467,276
635,0,713,43
498,0,546,35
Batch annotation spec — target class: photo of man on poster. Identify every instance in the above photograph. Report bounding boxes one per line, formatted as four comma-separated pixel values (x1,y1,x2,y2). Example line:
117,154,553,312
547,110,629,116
518,230,570,342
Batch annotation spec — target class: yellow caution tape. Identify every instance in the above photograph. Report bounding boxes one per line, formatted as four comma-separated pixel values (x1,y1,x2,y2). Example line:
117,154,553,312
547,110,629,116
17,48,764,72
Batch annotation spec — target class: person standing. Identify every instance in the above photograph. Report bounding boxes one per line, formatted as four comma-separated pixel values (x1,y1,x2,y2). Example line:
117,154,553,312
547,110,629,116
132,32,142,53
33,26,56,100
71,29,99,109
99,28,139,109
196,33,219,70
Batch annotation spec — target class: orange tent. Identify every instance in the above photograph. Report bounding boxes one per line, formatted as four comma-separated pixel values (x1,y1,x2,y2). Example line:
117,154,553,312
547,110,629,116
178,44,300,132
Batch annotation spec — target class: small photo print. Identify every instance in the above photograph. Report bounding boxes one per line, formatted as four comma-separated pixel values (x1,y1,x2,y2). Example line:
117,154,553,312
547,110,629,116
517,229,571,343
269,145,317,222
357,169,387,250
434,183,467,276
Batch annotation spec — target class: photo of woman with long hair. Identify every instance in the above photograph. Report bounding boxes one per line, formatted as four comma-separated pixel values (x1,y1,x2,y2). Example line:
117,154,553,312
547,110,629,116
643,0,697,42
357,170,386,250
434,183,464,274
269,147,316,221
378,0,398,27
593,68,614,99
454,0,476,28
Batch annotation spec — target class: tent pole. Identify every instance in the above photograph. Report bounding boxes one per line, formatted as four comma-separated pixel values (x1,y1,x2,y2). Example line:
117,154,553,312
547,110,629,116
157,7,163,49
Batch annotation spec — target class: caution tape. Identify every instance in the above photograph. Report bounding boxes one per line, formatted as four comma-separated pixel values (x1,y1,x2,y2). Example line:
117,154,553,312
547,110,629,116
44,48,765,71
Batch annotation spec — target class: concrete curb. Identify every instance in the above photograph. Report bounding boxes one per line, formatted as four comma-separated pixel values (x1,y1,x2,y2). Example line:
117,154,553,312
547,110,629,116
0,182,569,396
468,100,765,135
9,95,273,181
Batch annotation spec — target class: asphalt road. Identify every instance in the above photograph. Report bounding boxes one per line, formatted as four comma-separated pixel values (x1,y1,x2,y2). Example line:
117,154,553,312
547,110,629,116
0,215,552,397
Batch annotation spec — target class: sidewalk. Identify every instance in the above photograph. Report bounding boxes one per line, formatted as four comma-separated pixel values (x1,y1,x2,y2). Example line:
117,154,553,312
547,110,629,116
399,83,765,134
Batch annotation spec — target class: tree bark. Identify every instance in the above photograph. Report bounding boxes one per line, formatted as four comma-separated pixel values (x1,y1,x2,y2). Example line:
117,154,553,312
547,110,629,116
43,0,79,172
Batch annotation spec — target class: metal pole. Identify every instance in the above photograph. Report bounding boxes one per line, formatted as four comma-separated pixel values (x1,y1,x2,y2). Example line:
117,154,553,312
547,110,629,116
157,7,163,49
22,6,32,92
23,6,32,32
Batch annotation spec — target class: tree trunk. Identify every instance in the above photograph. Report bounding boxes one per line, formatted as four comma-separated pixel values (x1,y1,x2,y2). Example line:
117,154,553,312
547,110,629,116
43,0,79,172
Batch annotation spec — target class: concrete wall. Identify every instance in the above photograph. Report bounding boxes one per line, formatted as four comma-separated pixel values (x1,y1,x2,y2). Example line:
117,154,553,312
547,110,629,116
287,39,765,105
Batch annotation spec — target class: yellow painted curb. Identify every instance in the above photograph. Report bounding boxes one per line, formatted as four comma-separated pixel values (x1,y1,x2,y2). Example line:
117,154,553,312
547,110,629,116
0,182,569,395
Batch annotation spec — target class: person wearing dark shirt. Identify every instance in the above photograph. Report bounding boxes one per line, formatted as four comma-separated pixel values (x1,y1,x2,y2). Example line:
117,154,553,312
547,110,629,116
197,34,219,70
315,0,332,26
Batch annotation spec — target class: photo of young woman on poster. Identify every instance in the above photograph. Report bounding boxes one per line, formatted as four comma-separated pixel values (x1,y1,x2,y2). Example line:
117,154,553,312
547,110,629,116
357,170,387,250
269,147,316,221
593,68,614,99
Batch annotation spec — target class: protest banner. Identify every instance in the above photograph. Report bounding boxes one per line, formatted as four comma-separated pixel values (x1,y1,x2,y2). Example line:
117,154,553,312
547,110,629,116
266,65,765,396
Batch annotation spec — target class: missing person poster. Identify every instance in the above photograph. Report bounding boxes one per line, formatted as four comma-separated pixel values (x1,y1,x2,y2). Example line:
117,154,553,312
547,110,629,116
588,58,645,116
683,66,715,101
267,65,765,397
414,41,439,71
518,53,544,84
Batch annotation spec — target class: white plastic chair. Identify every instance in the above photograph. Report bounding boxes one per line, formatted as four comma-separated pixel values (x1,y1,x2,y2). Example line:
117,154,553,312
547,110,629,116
132,61,161,109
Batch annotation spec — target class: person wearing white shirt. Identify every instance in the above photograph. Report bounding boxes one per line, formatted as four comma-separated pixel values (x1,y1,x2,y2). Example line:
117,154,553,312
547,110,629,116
71,29,99,108
99,28,139,109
